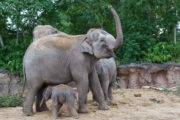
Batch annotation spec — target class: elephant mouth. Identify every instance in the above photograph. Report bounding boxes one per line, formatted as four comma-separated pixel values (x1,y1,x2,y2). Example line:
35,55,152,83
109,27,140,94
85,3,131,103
107,49,116,58
111,52,117,58
101,51,116,59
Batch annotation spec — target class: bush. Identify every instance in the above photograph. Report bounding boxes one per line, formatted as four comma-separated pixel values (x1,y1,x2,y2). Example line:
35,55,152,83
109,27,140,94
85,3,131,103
0,94,24,107
0,38,32,82
144,42,180,63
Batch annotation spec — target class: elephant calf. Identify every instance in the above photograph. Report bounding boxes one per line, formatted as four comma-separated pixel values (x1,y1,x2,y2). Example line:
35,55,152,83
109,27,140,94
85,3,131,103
40,84,78,119
94,57,117,104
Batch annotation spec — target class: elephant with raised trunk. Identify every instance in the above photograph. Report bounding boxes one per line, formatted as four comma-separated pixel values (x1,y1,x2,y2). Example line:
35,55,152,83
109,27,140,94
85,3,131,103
23,6,123,116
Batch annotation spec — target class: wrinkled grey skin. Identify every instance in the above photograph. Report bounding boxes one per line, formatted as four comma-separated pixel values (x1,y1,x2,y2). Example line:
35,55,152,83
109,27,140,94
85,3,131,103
22,6,123,116
40,85,78,119
94,57,117,104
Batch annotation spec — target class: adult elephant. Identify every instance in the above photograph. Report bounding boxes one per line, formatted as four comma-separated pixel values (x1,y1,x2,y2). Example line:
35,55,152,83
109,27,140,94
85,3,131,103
23,6,123,116
32,25,117,105
33,25,67,41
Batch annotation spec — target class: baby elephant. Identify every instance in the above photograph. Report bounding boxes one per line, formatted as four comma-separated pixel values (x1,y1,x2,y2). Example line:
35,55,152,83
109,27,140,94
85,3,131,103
94,57,117,104
40,84,78,119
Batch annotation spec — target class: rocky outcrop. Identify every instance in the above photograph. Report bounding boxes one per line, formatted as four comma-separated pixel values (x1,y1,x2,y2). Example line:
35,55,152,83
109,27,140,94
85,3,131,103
0,70,23,96
117,63,180,89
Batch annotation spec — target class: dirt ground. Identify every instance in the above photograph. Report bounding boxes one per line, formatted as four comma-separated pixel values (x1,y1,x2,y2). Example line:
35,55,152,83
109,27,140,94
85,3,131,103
1,89,180,120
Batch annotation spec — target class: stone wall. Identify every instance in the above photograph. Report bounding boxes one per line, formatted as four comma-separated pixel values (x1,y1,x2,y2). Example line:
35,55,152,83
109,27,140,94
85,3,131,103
117,63,180,89
0,70,23,96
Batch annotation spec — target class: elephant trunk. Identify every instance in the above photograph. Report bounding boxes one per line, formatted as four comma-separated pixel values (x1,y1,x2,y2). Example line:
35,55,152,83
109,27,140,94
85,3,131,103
108,6,123,50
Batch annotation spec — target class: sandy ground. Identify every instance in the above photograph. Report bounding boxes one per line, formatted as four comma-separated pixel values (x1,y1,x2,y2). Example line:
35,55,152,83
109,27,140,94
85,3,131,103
1,89,180,120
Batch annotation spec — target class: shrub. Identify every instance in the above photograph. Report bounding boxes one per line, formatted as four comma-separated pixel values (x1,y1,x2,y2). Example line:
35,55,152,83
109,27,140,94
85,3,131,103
144,42,180,63
0,94,23,107
0,38,32,82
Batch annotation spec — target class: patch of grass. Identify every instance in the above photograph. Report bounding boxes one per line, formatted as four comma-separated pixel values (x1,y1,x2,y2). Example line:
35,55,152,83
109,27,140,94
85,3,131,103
149,98,160,103
154,88,171,94
0,94,24,107
160,88,171,94
175,86,180,97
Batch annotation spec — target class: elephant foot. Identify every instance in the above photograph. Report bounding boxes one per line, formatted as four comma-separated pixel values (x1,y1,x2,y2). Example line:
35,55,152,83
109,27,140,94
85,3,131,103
72,111,79,119
73,114,79,119
78,105,88,113
106,99,113,106
99,103,109,110
23,108,34,116
107,100,113,106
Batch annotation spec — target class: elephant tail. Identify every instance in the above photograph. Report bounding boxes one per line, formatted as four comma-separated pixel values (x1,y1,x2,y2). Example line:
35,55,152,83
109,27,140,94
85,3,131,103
40,97,44,107
21,64,27,98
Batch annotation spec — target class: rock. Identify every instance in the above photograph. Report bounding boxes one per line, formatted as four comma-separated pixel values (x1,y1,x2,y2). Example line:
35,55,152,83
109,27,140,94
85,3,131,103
9,76,23,95
117,63,180,89
134,94,141,97
0,72,11,96
0,70,22,96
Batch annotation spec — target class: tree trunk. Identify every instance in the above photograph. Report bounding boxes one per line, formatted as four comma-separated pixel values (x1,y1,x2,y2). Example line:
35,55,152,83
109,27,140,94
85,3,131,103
22,29,26,44
16,28,19,45
174,27,176,45
0,34,4,47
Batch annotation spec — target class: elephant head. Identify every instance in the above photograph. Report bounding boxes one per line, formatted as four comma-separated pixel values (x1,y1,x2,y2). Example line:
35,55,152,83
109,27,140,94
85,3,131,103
80,6,123,59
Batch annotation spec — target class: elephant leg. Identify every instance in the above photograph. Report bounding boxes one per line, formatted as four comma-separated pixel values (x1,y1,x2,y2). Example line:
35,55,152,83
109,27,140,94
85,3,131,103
92,94,97,102
67,97,78,119
72,71,89,113
77,79,89,113
108,73,116,101
52,97,62,119
36,85,49,112
85,88,90,104
108,84,113,104
101,78,110,102
89,70,108,110
23,84,41,116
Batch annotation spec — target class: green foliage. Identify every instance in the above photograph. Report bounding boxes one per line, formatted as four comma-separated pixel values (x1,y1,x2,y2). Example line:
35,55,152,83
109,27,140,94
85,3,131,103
144,42,180,63
0,94,23,107
0,0,180,82
0,38,31,81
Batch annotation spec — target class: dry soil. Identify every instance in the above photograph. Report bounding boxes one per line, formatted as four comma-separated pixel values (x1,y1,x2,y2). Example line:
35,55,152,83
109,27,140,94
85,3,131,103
0,89,180,120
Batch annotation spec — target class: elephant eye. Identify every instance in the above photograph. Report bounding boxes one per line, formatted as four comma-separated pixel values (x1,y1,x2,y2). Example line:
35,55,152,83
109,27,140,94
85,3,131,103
100,38,104,42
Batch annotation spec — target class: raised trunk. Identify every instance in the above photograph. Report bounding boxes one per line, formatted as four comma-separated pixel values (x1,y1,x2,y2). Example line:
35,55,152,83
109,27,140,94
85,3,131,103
108,6,123,50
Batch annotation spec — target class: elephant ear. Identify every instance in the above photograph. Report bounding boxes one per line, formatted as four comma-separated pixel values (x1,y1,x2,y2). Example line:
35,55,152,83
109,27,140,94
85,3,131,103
80,37,93,55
